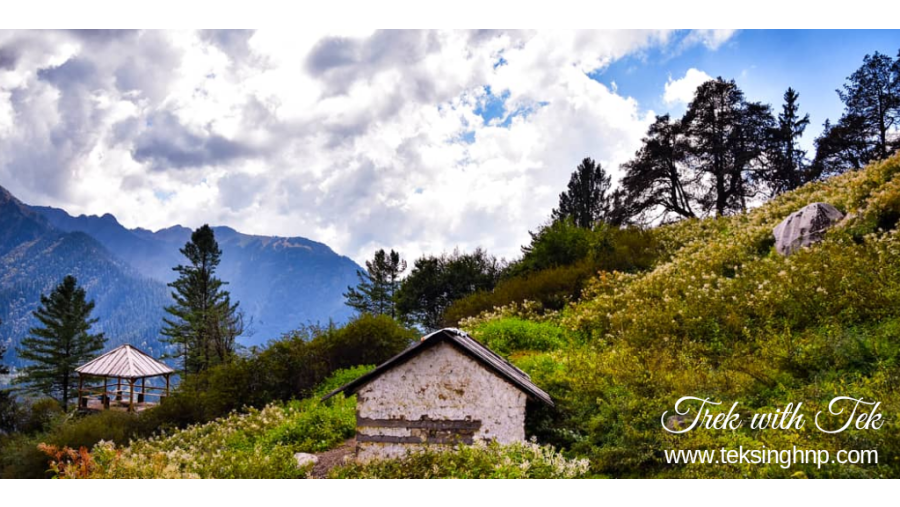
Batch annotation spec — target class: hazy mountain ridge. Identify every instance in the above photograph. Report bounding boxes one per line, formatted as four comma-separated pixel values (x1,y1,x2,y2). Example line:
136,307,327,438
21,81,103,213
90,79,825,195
0,184,362,366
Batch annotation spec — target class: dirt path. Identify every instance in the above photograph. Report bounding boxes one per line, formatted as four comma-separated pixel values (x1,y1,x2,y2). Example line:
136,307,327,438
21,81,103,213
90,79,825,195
312,438,356,478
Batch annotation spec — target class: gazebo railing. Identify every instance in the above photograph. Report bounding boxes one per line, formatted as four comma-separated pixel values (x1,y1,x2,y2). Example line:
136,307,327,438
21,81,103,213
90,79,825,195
76,375,171,412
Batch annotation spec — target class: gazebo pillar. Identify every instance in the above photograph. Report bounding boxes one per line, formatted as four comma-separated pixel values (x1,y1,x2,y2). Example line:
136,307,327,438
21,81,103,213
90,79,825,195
128,379,135,413
77,374,85,409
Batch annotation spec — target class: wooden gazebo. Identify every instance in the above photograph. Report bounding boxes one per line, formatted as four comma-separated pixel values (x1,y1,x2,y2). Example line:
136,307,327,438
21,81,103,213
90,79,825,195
75,344,175,412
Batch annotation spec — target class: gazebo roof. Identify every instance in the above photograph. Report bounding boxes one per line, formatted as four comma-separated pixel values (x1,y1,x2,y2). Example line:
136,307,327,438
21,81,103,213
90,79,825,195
76,344,174,379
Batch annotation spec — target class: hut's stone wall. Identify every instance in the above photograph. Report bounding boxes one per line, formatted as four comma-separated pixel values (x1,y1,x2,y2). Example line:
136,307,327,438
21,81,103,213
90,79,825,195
355,341,527,462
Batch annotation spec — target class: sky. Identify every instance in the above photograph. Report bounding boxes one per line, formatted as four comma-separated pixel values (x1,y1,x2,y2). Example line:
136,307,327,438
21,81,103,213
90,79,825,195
0,29,898,264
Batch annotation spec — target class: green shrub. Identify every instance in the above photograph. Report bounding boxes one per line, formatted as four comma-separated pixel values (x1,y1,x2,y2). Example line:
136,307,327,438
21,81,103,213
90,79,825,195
445,223,659,326
443,261,595,326
512,220,659,276
313,365,375,398
260,397,356,453
328,440,590,479
18,398,63,434
470,318,566,356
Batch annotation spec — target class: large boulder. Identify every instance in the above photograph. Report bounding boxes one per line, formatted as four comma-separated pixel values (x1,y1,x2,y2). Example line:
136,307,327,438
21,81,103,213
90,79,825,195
773,202,844,256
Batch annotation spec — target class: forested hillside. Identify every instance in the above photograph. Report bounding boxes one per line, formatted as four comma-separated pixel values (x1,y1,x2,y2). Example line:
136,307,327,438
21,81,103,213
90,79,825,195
0,188,170,365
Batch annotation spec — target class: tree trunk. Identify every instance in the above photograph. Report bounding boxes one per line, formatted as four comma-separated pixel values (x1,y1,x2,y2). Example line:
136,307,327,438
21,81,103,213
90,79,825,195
62,372,69,412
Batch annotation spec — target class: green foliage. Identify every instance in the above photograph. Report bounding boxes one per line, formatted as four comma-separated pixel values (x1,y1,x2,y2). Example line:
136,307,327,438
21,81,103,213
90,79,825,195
60,397,356,478
344,249,406,318
396,248,503,330
0,401,145,478
18,398,64,434
444,261,595,326
313,365,375,398
162,224,242,375
445,222,658,326
514,220,658,276
516,219,594,273
470,318,566,356
15,275,106,411
258,397,356,454
4,374,360,479
329,440,590,478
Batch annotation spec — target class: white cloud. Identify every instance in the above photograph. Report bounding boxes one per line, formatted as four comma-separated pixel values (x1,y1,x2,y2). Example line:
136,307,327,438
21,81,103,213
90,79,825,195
0,30,708,265
664,68,713,105
682,29,738,50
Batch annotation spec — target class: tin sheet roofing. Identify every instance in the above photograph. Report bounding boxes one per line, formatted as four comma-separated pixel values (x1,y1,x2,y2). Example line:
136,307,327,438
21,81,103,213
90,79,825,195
75,344,174,379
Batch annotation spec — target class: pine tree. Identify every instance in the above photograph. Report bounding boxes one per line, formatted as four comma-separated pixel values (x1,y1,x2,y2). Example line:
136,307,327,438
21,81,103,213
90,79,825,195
15,276,106,411
344,249,407,318
161,225,241,376
836,51,900,161
768,87,811,194
812,114,877,178
552,157,615,228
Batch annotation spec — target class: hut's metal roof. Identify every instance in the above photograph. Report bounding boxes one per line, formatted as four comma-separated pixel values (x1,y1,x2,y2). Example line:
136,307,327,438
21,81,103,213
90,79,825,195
75,344,174,379
322,328,553,406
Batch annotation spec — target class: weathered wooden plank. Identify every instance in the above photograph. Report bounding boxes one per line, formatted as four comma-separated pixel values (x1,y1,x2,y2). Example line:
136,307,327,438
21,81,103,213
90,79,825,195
357,416,482,431
357,434,475,445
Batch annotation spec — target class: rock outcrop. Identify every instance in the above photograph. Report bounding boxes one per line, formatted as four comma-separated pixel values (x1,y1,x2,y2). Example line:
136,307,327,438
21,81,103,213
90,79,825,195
773,202,844,256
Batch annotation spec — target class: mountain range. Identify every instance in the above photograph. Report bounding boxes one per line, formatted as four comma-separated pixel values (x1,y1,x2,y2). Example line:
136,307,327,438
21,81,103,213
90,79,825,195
0,184,361,367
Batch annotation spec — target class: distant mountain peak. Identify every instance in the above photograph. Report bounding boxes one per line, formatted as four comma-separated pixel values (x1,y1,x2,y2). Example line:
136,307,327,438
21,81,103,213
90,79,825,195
99,212,120,224
0,184,30,210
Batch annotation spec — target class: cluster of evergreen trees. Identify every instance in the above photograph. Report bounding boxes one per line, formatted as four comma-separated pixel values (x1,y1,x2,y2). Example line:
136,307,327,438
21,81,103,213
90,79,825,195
4,225,243,415
344,248,503,330
616,50,900,224
814,51,900,175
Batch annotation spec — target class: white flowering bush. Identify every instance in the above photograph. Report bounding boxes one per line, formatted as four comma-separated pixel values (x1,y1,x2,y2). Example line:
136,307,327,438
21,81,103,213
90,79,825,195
328,439,590,479
47,396,356,479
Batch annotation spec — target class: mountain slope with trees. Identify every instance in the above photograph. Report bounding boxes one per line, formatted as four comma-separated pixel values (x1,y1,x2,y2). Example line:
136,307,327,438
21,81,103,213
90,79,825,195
0,187,169,367
35,206,361,345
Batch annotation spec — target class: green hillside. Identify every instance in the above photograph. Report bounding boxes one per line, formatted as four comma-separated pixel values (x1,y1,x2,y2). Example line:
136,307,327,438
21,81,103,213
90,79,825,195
464,153,900,478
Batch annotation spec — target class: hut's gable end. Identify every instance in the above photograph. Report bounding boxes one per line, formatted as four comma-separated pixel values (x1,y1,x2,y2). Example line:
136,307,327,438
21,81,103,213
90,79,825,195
356,341,526,461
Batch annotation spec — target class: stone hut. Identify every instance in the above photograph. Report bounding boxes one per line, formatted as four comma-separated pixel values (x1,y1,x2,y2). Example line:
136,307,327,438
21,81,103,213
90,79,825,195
322,328,553,462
